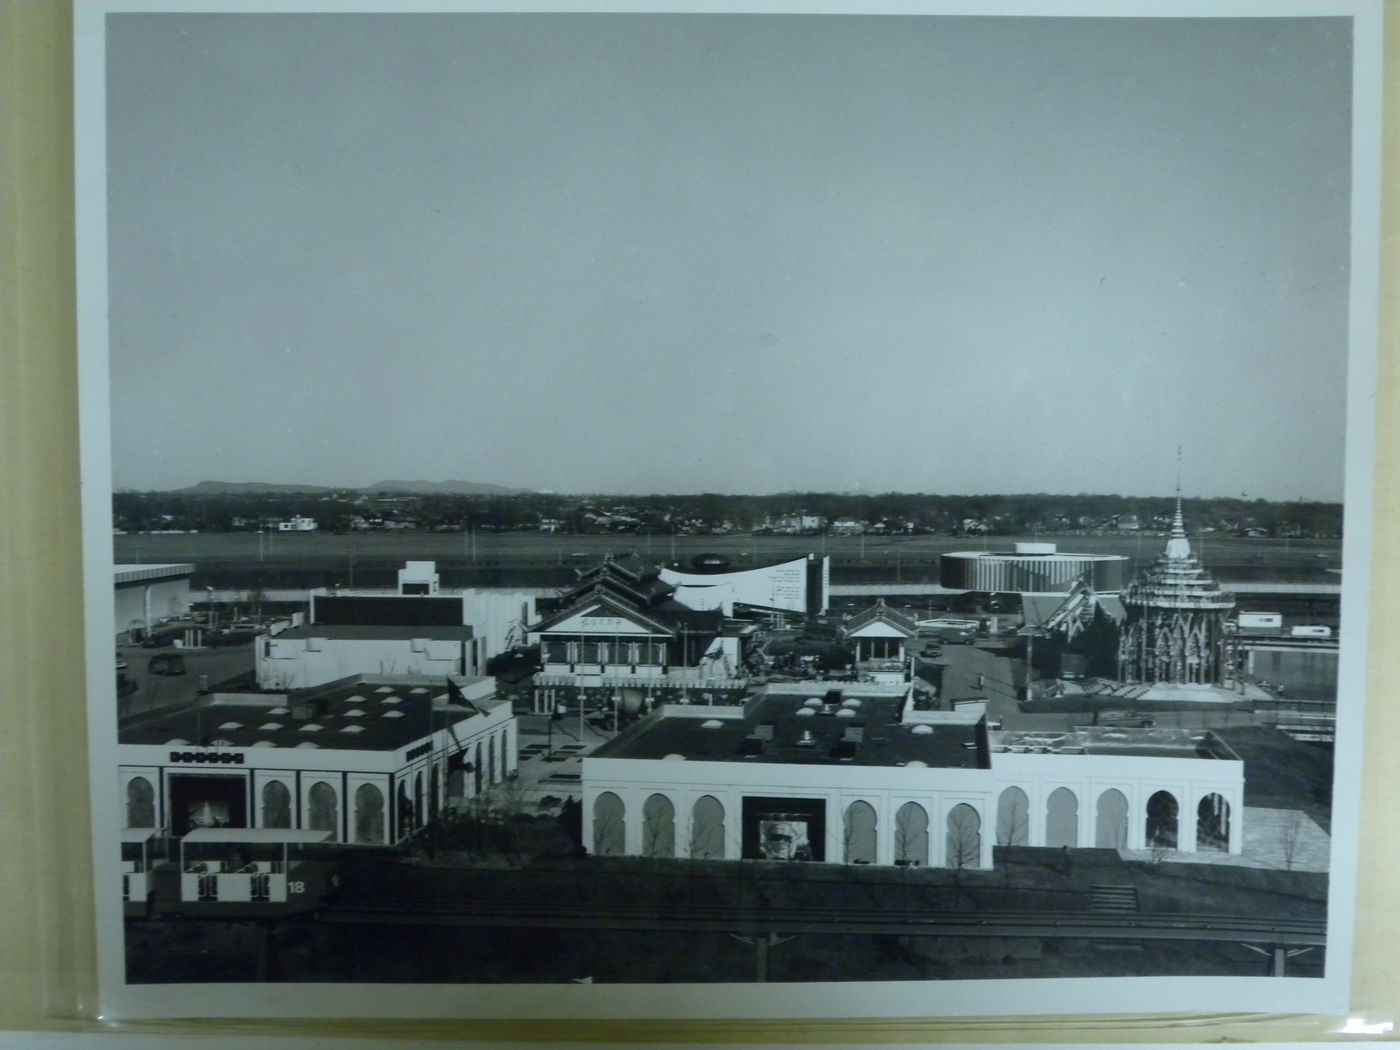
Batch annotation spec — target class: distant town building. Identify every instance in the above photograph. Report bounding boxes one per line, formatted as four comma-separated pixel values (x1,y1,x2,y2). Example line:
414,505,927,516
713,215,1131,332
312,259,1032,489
276,516,318,532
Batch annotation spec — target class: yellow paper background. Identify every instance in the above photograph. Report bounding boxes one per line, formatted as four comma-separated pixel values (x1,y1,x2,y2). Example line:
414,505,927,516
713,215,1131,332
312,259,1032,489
3,0,1398,1041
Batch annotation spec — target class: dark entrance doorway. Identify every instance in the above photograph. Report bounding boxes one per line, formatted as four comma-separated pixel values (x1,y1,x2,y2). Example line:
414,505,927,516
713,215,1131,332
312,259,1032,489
168,774,248,836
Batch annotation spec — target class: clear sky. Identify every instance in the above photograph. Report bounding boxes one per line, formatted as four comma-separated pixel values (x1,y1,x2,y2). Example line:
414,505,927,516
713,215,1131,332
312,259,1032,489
104,12,1355,499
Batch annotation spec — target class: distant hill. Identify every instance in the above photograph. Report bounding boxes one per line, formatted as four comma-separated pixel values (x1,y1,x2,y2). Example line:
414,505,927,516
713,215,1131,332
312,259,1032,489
173,481,337,495
365,479,531,495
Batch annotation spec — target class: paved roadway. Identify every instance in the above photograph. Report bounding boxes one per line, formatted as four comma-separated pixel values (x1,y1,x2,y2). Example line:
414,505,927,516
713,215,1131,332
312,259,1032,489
116,638,256,723
114,529,1342,579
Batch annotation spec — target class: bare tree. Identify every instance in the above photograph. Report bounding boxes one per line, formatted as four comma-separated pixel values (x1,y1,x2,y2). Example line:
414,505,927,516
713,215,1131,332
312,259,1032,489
894,803,928,868
1279,810,1307,872
946,805,982,873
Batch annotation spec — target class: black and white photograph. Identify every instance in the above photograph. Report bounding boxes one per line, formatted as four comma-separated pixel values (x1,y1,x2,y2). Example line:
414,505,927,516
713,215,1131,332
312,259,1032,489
75,1,1382,1022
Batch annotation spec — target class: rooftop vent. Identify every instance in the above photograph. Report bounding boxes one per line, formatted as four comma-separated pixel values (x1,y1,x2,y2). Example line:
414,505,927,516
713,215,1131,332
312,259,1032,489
344,709,365,717
295,741,320,749
803,698,822,709
701,719,724,729
383,711,404,719
251,740,278,748
911,724,934,736
663,753,687,761
346,694,366,704
341,725,365,734
795,707,816,718
906,759,928,768
841,698,862,709
298,723,323,733
375,687,394,694
381,697,401,705
257,722,283,731
835,708,856,719
410,687,428,694
164,738,190,746
796,729,817,748
217,721,243,731
269,707,290,715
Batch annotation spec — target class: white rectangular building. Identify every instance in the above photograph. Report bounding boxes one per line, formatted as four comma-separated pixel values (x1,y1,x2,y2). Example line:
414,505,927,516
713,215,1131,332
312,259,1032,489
582,691,1243,869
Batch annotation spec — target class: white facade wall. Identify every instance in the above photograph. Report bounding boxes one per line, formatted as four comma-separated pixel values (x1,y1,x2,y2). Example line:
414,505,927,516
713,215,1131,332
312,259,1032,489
257,636,475,689
460,588,539,659
583,745,1242,868
660,556,827,615
119,703,516,844
115,577,193,634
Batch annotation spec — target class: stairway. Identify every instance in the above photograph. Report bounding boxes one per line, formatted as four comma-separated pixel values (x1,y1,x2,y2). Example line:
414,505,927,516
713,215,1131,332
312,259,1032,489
1089,885,1141,913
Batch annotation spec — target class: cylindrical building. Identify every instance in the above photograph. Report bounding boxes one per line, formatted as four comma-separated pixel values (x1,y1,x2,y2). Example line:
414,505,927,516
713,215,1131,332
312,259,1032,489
940,543,1129,594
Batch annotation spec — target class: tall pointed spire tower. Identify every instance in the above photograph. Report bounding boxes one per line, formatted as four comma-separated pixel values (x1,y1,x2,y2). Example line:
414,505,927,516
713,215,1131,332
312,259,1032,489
1116,460,1236,685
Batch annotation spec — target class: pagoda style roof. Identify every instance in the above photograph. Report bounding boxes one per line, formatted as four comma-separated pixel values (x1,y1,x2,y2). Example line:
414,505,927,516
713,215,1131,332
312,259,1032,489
843,599,918,638
1123,497,1235,612
561,553,676,608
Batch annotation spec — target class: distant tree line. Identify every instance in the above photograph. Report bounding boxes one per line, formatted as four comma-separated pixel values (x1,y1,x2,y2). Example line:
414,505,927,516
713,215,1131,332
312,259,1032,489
112,489,1343,539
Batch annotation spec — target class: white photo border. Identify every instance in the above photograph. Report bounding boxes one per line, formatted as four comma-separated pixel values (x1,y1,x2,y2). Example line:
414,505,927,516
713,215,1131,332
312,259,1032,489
75,0,1384,1022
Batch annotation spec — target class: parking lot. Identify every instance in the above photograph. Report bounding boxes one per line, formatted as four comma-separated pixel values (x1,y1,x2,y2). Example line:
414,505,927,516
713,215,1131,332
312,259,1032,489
115,637,256,723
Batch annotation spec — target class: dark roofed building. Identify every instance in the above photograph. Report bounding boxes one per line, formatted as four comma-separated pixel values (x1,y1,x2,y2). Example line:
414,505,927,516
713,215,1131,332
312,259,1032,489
582,685,1244,869
118,674,516,843
528,554,750,712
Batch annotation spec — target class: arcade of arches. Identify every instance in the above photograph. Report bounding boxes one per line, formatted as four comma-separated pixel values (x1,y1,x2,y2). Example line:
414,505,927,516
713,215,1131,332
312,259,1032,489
585,784,1237,866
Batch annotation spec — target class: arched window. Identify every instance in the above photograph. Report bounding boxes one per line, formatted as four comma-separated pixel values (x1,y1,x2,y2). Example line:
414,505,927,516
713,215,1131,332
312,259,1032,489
946,804,982,869
474,741,483,795
642,794,675,858
308,782,338,840
261,780,291,829
125,777,155,828
413,772,424,830
843,800,877,864
1095,789,1129,849
690,796,725,859
488,737,497,785
894,802,929,867
1046,787,1079,849
446,763,465,805
593,792,625,855
429,761,441,819
1197,793,1230,851
996,786,1029,847
354,783,385,844
397,781,413,837
1146,790,1179,849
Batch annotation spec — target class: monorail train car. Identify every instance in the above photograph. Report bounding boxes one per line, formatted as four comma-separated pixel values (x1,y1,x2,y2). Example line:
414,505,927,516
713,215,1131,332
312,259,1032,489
125,828,339,920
